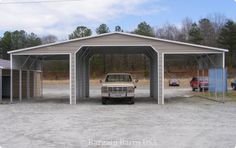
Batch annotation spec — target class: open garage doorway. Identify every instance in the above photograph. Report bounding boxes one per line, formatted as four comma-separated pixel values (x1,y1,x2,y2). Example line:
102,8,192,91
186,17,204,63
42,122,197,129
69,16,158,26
76,46,158,104
11,54,70,103
41,54,70,103
89,54,150,98
164,53,226,103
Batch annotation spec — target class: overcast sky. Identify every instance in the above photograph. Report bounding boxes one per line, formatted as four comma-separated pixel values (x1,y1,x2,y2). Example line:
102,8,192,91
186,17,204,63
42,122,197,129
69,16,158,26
0,0,235,40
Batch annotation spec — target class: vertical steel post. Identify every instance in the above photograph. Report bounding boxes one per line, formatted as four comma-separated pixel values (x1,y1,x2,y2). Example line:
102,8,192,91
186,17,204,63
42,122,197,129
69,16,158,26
70,53,76,104
214,68,218,100
27,70,30,99
41,58,44,98
10,55,13,103
0,68,2,103
197,69,200,93
222,53,225,103
19,69,22,101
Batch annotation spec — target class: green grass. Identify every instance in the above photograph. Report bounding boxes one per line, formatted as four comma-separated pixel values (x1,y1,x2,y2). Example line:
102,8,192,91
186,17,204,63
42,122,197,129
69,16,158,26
226,91,236,100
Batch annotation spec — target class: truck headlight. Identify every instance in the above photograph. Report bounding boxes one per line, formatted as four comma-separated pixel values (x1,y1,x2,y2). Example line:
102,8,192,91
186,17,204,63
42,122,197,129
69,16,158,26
101,86,108,93
127,87,134,93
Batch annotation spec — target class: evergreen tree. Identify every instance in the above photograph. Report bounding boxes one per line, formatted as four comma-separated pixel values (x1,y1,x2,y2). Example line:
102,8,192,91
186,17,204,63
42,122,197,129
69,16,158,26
188,23,203,44
69,26,92,39
198,18,216,46
0,30,41,59
218,20,236,67
96,24,110,34
133,21,155,37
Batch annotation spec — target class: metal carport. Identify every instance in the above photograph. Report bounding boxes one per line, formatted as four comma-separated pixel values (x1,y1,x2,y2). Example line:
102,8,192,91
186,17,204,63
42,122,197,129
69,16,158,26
8,32,228,104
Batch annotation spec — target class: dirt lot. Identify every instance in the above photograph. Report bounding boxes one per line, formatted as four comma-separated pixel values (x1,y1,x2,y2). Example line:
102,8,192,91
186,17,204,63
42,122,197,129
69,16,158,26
0,81,236,148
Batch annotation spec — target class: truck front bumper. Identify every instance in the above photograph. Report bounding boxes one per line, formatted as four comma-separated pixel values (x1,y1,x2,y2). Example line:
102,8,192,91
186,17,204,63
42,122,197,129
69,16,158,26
102,92,135,98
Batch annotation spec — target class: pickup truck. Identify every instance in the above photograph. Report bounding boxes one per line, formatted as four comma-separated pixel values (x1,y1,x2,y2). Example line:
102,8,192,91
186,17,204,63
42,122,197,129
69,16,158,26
190,77,209,92
100,73,138,104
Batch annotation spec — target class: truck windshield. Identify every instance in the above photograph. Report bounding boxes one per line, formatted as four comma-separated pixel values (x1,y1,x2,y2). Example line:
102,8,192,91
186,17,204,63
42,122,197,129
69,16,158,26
198,77,208,81
105,75,132,82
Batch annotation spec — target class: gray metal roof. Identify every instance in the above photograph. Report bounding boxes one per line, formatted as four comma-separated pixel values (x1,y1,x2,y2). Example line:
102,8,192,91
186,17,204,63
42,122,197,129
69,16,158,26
0,59,11,69
8,32,228,54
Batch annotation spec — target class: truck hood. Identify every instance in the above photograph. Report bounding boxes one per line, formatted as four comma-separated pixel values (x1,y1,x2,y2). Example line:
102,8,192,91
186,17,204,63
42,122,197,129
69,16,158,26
102,82,135,87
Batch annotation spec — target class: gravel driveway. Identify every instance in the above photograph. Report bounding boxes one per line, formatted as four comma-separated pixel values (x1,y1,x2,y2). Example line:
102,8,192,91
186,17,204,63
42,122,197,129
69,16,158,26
0,83,236,148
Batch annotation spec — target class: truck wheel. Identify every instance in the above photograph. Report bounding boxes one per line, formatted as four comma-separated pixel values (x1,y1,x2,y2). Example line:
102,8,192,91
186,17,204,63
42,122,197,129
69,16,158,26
128,97,134,105
102,98,107,105
192,88,196,91
200,87,203,92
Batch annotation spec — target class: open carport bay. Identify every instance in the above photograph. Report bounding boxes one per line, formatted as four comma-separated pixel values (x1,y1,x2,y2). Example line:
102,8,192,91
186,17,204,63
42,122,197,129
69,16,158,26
0,82,236,148
41,80,194,101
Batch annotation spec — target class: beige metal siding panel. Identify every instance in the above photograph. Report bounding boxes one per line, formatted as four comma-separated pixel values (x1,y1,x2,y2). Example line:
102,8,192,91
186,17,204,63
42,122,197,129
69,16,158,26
34,72,42,97
30,71,34,97
22,71,27,98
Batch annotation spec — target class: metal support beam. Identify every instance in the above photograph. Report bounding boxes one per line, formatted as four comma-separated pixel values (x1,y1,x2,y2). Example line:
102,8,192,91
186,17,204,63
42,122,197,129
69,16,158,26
27,70,30,99
0,68,2,103
21,56,31,69
70,53,76,104
158,53,164,104
10,55,13,103
41,58,44,98
19,69,22,101
149,58,153,97
222,53,225,102
29,56,39,69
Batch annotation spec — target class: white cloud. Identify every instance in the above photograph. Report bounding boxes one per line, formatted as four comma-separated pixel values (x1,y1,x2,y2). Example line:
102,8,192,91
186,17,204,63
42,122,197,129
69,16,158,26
0,0,164,39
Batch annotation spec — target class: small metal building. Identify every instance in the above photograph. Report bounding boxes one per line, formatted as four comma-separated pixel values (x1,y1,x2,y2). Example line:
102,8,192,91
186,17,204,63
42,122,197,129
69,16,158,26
0,59,11,101
0,59,42,102
8,32,228,104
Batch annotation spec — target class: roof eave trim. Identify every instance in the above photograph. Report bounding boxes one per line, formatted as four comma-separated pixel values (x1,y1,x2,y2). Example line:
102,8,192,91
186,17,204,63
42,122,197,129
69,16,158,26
8,32,117,54
119,32,228,52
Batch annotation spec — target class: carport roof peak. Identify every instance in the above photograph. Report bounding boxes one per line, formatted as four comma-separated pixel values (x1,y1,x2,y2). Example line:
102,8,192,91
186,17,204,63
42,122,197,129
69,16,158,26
8,32,228,54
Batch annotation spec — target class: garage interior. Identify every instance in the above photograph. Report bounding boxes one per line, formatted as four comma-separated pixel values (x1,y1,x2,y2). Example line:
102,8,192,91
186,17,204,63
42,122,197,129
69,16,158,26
76,46,157,100
0,58,42,102
164,53,227,102
8,32,227,105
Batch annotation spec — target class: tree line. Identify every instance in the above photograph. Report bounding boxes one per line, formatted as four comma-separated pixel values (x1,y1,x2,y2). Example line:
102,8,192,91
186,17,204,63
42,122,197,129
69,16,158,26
0,14,236,77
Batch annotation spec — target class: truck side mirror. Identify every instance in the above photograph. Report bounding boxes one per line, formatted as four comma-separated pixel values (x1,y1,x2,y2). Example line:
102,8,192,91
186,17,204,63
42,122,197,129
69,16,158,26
135,79,139,83
99,80,103,83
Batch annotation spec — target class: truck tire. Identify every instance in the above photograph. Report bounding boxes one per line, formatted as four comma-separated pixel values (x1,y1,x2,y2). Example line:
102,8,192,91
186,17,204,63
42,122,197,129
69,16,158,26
102,98,107,105
128,97,134,105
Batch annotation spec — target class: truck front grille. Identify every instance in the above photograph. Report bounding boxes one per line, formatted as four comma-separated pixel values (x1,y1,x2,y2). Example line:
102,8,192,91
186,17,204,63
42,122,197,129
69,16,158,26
108,87,127,92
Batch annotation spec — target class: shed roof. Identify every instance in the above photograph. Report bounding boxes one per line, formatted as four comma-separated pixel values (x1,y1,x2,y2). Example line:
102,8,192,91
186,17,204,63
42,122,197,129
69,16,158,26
0,59,10,69
8,32,228,54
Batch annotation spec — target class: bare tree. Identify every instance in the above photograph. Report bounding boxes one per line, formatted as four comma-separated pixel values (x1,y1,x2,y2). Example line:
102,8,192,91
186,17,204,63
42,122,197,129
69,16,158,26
156,23,181,41
207,13,228,46
41,35,57,44
208,13,227,33
180,18,193,41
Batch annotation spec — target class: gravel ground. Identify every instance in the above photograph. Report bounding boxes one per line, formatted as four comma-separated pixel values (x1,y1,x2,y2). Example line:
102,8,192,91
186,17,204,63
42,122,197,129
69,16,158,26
0,83,236,148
